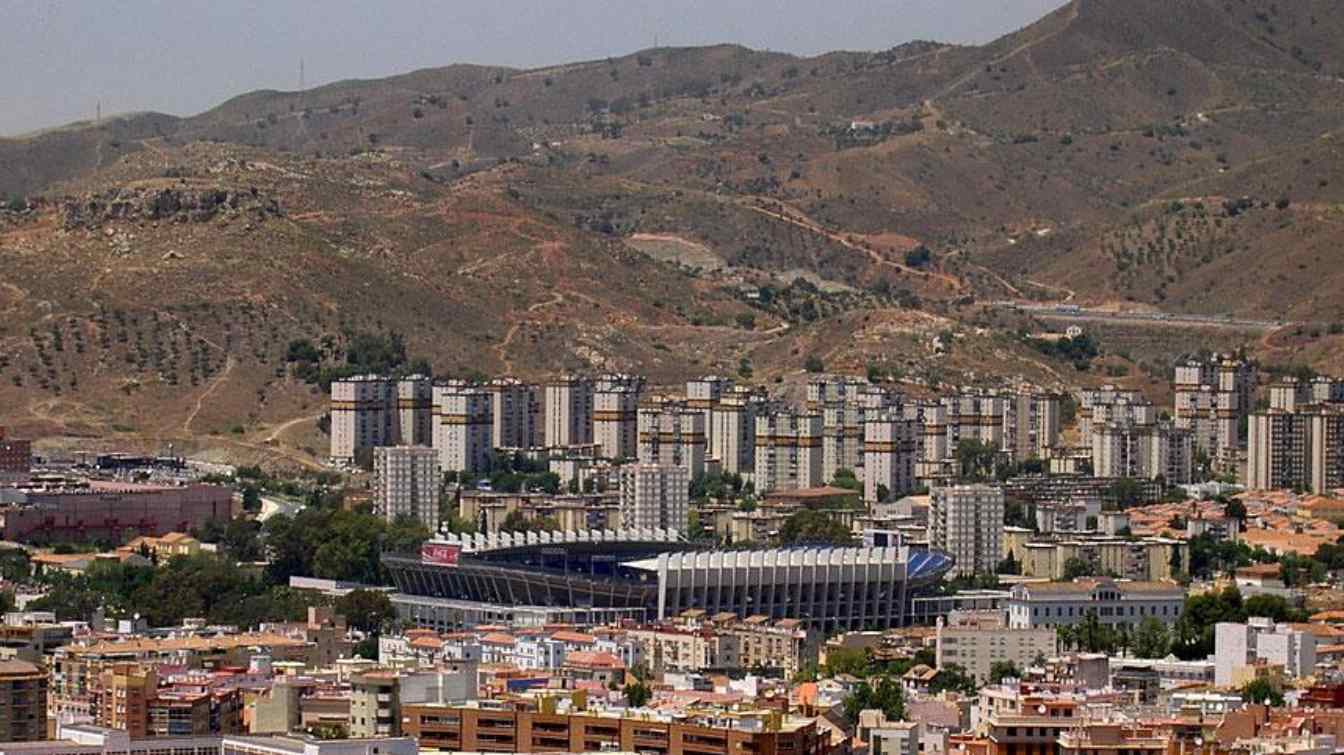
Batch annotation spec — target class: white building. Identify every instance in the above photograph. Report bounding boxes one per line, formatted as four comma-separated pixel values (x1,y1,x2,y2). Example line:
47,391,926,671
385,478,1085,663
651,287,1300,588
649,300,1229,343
935,611,1057,683
928,484,1004,578
593,387,640,460
821,403,866,486
1006,579,1185,629
1173,356,1255,461
1091,421,1193,484
485,379,542,449
1004,391,1061,461
544,376,595,447
1213,617,1317,687
619,464,689,532
753,412,823,492
1247,405,1344,494
372,446,441,530
638,402,707,477
687,375,734,444
330,375,397,463
395,375,434,447
864,414,918,503
710,393,766,475
433,384,493,474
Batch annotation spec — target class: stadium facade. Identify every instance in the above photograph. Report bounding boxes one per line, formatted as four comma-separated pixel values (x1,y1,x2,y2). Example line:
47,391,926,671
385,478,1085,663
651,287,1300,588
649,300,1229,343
383,529,953,632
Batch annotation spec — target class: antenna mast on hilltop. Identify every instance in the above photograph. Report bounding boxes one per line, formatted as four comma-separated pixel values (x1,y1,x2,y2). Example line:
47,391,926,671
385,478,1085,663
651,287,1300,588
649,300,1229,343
299,58,306,91
96,100,101,124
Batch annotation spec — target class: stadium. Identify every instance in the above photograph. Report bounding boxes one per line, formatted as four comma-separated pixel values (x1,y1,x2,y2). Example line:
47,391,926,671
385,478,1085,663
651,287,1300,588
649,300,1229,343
383,529,954,633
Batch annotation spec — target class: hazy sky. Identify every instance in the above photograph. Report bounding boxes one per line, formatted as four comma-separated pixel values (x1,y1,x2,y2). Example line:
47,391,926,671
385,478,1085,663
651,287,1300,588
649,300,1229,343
2,0,1065,137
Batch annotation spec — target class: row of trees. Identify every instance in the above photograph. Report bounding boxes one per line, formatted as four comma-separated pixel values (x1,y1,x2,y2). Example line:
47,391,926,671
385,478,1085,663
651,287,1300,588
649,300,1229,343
1052,588,1304,661
21,548,396,634
6,479,427,632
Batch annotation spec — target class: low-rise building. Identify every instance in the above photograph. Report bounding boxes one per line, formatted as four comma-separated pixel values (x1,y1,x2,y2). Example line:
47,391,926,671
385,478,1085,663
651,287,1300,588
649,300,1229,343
935,612,1056,683
400,701,834,755
1006,579,1185,629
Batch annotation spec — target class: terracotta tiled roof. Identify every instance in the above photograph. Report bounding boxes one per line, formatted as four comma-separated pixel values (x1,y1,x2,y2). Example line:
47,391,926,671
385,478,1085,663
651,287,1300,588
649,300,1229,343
564,650,625,669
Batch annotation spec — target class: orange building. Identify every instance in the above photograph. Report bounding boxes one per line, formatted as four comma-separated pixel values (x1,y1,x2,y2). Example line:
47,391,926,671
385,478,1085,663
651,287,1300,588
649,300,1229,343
401,702,834,755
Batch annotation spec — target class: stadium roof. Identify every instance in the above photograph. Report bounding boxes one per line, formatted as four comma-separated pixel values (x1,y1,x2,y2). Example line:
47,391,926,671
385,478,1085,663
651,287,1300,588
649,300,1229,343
622,547,952,576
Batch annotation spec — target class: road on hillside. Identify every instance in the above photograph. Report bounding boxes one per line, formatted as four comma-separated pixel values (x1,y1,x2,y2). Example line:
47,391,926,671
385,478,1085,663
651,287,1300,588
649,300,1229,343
989,301,1290,331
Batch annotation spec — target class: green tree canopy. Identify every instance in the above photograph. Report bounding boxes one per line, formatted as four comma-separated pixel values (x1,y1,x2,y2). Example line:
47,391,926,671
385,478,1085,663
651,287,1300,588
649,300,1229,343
988,661,1021,683
778,510,854,546
1132,617,1170,658
843,676,905,724
335,589,394,633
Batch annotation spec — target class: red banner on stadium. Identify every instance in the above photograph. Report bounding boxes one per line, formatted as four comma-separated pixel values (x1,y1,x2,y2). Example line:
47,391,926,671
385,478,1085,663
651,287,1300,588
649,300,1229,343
421,543,461,566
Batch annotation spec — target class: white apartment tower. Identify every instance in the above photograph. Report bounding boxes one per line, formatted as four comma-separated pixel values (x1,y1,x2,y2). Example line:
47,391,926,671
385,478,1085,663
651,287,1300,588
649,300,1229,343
804,376,869,411
1091,421,1193,484
1247,405,1344,493
929,484,1005,578
638,402,708,478
544,376,595,447
687,376,734,442
486,379,542,449
821,403,865,484
864,414,918,503
753,412,823,492
396,375,434,447
330,375,398,463
619,464,690,532
594,387,640,460
710,391,767,475
1173,356,1255,460
942,393,1006,452
434,384,494,474
373,446,441,530
1077,386,1153,445
1004,391,1061,461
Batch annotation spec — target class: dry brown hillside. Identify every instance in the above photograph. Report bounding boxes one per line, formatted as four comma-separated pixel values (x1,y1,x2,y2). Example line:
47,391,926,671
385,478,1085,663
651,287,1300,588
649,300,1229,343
3,0,1344,463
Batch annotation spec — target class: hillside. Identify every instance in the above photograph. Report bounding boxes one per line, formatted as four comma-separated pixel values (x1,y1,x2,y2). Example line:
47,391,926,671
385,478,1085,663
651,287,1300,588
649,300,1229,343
3,0,1344,464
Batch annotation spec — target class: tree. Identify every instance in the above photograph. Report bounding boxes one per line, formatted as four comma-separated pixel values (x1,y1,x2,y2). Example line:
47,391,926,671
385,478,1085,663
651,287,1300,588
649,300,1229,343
954,439,997,482
354,636,379,660
1062,557,1094,580
218,518,264,563
241,486,263,512
843,676,905,724
778,510,854,546
904,246,933,268
1242,677,1284,706
988,661,1021,683
831,468,861,492
823,647,869,678
1244,594,1296,623
928,664,977,696
335,590,394,633
1132,617,1170,658
1106,478,1146,509
997,553,1021,575
624,680,653,708
1173,586,1245,660
0,549,31,582
804,355,825,373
